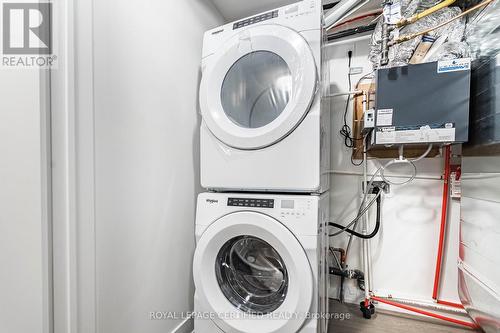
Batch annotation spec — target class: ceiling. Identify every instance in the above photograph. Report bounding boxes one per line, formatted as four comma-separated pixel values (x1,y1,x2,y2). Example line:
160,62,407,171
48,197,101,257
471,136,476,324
211,0,339,21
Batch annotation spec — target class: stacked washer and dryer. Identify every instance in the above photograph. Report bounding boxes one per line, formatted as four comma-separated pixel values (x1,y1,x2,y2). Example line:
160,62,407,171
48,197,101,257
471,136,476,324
193,1,331,332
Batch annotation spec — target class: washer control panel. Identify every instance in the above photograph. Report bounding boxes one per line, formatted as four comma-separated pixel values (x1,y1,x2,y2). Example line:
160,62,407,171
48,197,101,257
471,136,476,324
227,197,274,208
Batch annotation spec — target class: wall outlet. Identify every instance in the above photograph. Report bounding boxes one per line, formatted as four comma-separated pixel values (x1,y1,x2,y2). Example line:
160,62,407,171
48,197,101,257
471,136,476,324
363,181,390,194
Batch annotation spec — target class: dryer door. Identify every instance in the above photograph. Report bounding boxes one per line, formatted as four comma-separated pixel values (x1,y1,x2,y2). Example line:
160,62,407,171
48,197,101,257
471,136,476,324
199,24,317,150
193,211,314,333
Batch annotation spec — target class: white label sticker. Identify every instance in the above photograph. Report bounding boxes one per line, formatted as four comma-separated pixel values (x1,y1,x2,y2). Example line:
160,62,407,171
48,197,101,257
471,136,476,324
376,109,393,126
437,58,471,73
376,126,455,144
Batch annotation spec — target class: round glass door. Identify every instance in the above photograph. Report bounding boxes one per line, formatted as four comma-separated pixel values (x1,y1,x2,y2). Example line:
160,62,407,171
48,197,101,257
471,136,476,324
199,25,317,150
215,235,288,314
221,51,292,129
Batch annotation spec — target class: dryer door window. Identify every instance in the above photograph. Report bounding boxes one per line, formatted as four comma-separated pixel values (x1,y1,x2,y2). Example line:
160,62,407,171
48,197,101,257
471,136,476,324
199,24,317,150
215,235,288,314
221,51,292,129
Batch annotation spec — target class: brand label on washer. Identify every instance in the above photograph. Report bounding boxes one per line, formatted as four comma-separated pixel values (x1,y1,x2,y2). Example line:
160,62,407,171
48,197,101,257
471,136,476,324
376,108,393,126
437,58,471,73
376,124,455,144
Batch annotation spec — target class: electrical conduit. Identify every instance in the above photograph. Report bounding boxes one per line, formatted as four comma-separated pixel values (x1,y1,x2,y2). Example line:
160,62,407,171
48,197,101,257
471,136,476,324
433,145,451,300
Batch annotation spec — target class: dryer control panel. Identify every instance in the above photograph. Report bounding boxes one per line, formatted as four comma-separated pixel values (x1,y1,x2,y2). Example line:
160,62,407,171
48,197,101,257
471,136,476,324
228,197,274,208
233,10,278,30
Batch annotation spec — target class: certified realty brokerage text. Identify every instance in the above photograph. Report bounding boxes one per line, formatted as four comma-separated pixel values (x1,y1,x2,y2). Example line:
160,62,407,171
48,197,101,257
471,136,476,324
2,2,57,68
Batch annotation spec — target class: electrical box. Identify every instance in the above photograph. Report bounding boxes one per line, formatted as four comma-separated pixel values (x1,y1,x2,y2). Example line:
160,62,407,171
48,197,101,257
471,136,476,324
362,109,375,133
369,60,471,148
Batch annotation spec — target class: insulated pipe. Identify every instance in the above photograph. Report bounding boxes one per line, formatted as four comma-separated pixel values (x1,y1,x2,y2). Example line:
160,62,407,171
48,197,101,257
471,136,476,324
324,0,366,30
379,0,393,66
432,145,451,300
374,296,467,313
371,296,478,328
437,300,465,309
397,0,457,27
390,0,495,45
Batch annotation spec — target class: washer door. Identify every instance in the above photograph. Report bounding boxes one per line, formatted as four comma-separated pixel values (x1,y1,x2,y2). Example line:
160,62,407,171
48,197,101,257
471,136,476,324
193,211,314,333
199,24,317,150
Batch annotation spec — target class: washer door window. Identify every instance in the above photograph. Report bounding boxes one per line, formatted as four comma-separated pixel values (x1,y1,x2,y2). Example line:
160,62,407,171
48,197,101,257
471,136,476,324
200,25,317,150
215,236,288,314
193,211,313,333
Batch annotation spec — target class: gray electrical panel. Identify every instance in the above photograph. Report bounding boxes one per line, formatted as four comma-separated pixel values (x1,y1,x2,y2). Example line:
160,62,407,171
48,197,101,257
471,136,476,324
370,60,471,148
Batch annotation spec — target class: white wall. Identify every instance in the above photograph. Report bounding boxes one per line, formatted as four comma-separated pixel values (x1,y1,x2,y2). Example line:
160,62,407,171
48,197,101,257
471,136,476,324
0,70,51,333
92,1,224,332
326,35,461,306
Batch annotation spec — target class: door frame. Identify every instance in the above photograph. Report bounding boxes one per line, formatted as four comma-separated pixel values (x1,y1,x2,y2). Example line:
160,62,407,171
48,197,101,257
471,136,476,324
50,0,97,332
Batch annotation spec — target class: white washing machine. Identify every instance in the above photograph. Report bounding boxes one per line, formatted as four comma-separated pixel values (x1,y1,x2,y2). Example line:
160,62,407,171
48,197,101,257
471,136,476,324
199,0,330,193
193,192,329,333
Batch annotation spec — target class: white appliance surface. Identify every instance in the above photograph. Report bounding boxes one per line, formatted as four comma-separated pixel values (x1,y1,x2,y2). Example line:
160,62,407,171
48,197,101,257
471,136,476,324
193,192,329,333
199,0,330,193
459,156,500,333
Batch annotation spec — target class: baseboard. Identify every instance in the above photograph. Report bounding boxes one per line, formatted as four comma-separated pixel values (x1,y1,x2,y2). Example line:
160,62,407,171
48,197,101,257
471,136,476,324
171,317,194,333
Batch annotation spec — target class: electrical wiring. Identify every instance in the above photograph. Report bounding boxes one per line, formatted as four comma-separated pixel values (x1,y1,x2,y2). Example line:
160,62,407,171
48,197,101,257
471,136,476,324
342,144,432,251
329,189,381,239
340,51,358,149
380,144,433,186
339,66,374,166
329,190,382,237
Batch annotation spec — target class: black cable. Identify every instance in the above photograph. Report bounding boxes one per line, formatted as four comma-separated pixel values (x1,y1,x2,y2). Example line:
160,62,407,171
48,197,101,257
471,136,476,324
339,51,369,166
339,51,357,148
328,188,382,239
328,190,380,237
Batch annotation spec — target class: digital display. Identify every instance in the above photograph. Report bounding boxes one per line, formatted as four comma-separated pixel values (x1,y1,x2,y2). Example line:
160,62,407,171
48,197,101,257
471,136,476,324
228,198,274,208
281,200,295,209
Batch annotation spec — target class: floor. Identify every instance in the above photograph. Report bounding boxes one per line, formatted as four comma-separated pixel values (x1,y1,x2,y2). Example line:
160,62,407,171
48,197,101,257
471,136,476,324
329,301,478,333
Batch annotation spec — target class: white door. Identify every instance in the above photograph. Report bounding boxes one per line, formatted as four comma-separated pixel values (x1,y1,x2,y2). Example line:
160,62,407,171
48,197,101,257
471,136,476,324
199,24,317,150
193,211,314,333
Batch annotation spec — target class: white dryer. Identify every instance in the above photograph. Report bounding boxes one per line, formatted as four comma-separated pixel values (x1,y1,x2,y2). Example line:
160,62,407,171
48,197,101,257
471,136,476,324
193,192,330,333
199,0,330,193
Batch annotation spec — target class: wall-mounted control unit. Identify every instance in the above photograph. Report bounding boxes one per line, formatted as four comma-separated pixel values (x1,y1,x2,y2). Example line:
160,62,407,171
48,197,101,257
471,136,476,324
369,60,471,148
363,109,375,134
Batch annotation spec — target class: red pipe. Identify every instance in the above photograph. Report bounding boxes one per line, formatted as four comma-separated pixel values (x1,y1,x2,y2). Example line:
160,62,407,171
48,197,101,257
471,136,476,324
432,145,452,300
437,300,464,309
371,296,477,329
331,10,383,29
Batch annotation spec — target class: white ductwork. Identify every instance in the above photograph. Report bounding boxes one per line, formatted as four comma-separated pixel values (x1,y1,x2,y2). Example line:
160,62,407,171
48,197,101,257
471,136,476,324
324,0,368,30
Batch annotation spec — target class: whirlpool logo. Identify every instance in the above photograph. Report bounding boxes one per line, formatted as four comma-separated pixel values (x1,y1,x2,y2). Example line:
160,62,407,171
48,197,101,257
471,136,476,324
2,1,57,68
206,199,219,204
